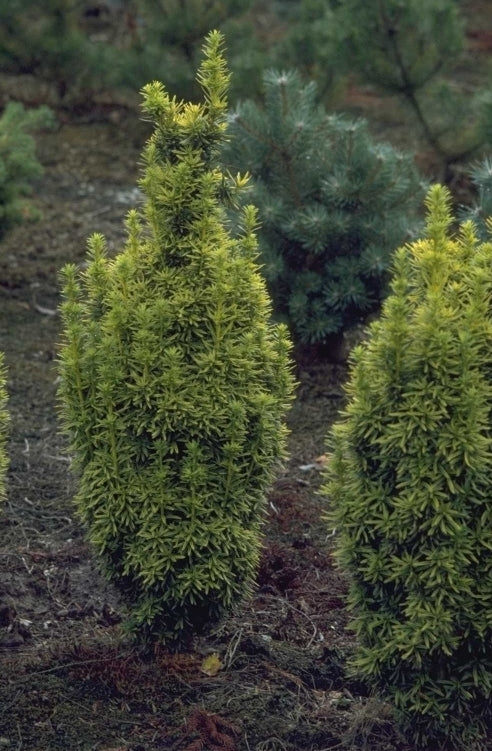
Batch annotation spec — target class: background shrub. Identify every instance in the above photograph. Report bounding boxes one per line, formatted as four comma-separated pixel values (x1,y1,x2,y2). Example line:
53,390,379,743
0,0,264,106
0,101,54,237
0,0,121,105
268,0,343,104
332,0,488,172
322,185,492,749
459,156,492,240
222,69,426,347
57,31,294,646
120,0,264,102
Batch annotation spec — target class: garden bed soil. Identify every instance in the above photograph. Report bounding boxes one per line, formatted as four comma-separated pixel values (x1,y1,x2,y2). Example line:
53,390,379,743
0,109,414,751
3,5,492,743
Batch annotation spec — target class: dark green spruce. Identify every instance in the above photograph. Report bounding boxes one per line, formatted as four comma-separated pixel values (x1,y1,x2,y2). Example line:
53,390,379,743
322,185,492,750
57,31,294,645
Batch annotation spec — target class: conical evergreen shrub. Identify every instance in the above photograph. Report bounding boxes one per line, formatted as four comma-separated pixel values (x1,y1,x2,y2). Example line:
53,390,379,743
57,31,294,645
322,185,492,749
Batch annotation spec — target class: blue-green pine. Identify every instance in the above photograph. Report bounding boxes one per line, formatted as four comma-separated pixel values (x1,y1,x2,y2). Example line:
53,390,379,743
222,69,426,346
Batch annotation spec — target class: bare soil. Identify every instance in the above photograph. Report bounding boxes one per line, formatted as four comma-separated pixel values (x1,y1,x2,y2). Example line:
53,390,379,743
0,110,402,751
2,5,492,746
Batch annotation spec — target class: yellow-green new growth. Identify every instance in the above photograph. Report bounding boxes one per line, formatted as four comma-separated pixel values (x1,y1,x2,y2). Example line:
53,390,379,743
323,185,492,750
57,31,294,645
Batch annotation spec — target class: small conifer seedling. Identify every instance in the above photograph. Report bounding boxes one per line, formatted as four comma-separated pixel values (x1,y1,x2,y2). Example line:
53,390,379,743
57,31,294,645
323,185,492,749
0,102,54,237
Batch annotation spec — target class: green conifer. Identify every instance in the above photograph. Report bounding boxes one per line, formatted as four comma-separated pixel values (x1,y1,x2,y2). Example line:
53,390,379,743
333,0,484,170
57,31,294,646
270,0,342,103
222,69,426,347
118,0,260,102
459,156,492,241
0,0,118,104
322,185,492,749
0,102,54,237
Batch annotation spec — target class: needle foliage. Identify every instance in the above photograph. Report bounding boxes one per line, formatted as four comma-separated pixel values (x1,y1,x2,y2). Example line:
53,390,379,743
333,0,487,170
57,31,294,646
0,101,54,237
222,69,425,346
323,185,492,749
